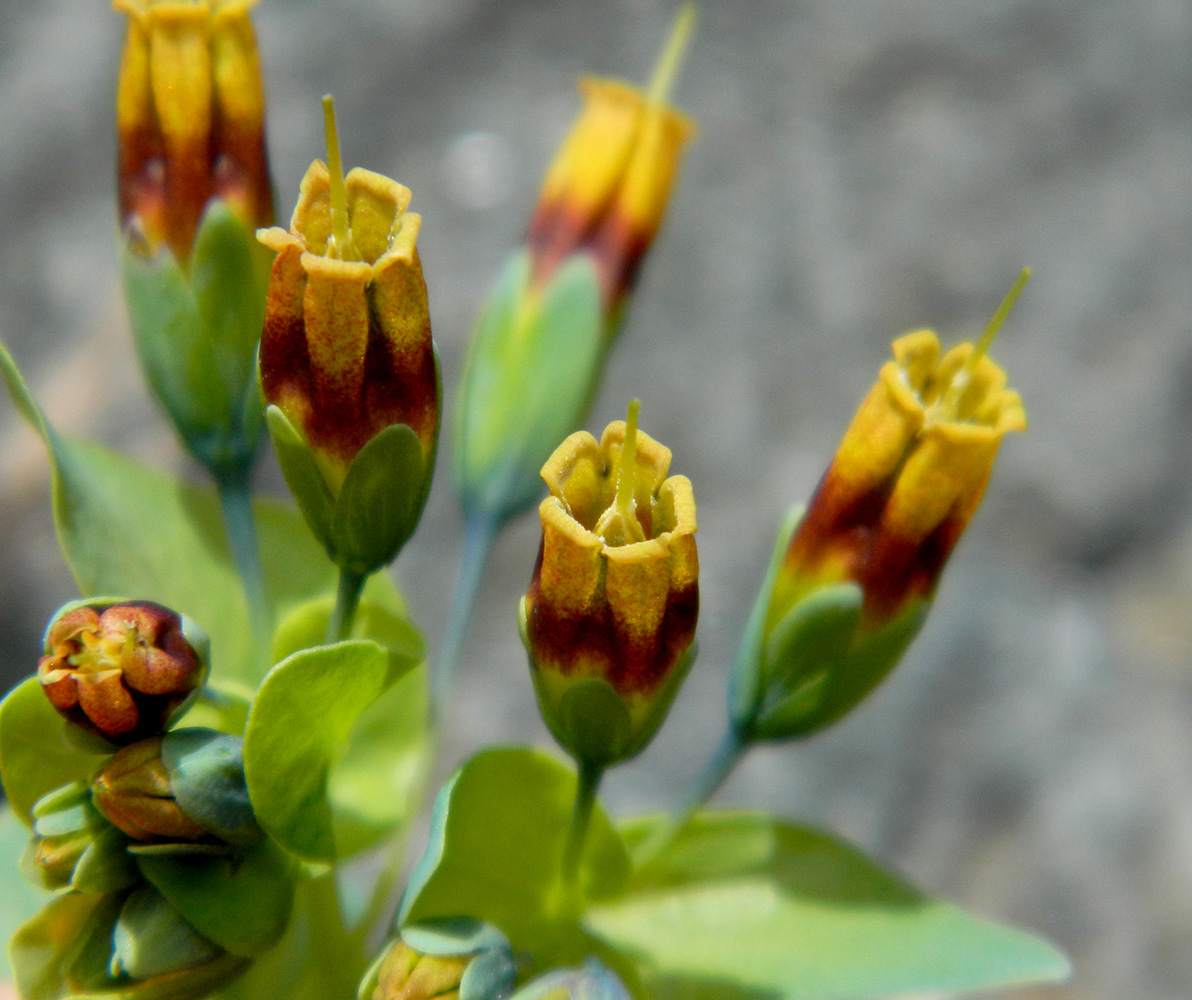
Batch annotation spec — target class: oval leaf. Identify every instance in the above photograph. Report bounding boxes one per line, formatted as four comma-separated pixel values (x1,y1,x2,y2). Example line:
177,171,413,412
243,640,422,861
588,811,1069,1000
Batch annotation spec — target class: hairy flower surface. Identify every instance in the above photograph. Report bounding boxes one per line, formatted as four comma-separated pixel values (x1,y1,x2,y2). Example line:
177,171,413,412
258,159,437,494
522,414,697,766
116,0,272,264
37,601,207,744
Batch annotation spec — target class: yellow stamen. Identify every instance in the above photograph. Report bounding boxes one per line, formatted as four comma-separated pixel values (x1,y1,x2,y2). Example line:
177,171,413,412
934,267,1030,420
594,399,647,546
322,94,358,261
646,4,696,108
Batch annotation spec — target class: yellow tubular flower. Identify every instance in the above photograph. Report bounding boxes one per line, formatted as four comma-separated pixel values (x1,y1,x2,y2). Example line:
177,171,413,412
115,0,272,265
257,160,436,494
732,274,1030,744
521,408,698,769
772,328,1027,628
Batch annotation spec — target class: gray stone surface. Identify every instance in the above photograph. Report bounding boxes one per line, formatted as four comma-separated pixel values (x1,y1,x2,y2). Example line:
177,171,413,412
3,1,1192,997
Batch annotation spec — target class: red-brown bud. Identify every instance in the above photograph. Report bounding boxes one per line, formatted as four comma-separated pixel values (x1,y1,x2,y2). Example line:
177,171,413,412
37,601,208,744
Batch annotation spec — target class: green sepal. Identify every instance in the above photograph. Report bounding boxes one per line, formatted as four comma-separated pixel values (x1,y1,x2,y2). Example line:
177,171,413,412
265,405,336,559
519,600,696,771
454,250,605,525
751,589,928,742
399,747,632,980
136,837,295,957
266,407,431,575
159,729,260,848
20,783,138,894
727,506,802,734
113,884,224,980
121,200,266,474
331,422,428,575
587,811,1070,1000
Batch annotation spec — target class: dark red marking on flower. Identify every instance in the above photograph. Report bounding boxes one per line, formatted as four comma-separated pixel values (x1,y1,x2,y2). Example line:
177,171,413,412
524,542,699,697
527,197,653,322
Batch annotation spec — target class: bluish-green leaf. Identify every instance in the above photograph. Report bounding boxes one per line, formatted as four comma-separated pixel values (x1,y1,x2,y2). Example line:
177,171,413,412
242,638,423,862
0,677,111,827
137,838,295,957
586,811,1069,1000
0,806,52,982
0,340,409,688
399,747,631,976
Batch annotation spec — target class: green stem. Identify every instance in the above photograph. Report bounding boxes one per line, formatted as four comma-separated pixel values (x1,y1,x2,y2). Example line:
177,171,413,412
307,870,358,999
215,461,271,664
327,567,368,643
432,512,499,711
351,831,408,953
634,726,747,869
562,760,605,890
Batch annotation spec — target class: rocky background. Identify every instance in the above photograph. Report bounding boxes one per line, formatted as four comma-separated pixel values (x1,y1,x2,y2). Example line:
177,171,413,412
3,1,1192,998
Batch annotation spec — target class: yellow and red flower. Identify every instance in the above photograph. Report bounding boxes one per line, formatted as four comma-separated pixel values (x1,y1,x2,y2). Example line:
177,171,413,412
115,0,272,265
257,159,436,494
521,410,698,767
526,75,695,320
732,316,1027,742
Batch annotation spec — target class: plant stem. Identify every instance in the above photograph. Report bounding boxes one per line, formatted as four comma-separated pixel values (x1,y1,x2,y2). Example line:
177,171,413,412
562,759,605,890
327,567,367,643
215,460,271,664
351,830,408,953
432,511,498,711
307,870,359,1000
634,726,748,868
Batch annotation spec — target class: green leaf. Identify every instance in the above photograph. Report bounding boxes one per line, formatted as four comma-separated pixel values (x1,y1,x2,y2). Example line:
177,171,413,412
0,677,111,827
399,747,631,976
242,639,422,861
0,806,52,981
587,812,1069,1000
454,251,605,522
8,890,106,1000
0,340,409,688
136,838,295,957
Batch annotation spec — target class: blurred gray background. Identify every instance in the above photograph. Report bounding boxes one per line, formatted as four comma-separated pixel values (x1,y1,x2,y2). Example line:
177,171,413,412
2,1,1191,998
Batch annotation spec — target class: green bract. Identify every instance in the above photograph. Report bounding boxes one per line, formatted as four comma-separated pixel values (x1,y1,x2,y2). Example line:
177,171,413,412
453,251,604,527
121,201,269,477
267,408,432,576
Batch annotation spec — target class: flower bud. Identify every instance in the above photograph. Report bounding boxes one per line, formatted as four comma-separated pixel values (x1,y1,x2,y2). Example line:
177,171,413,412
259,101,439,574
115,0,272,266
520,406,698,769
362,919,515,1000
508,959,632,1000
37,601,208,745
731,313,1027,742
92,728,261,850
454,9,696,527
